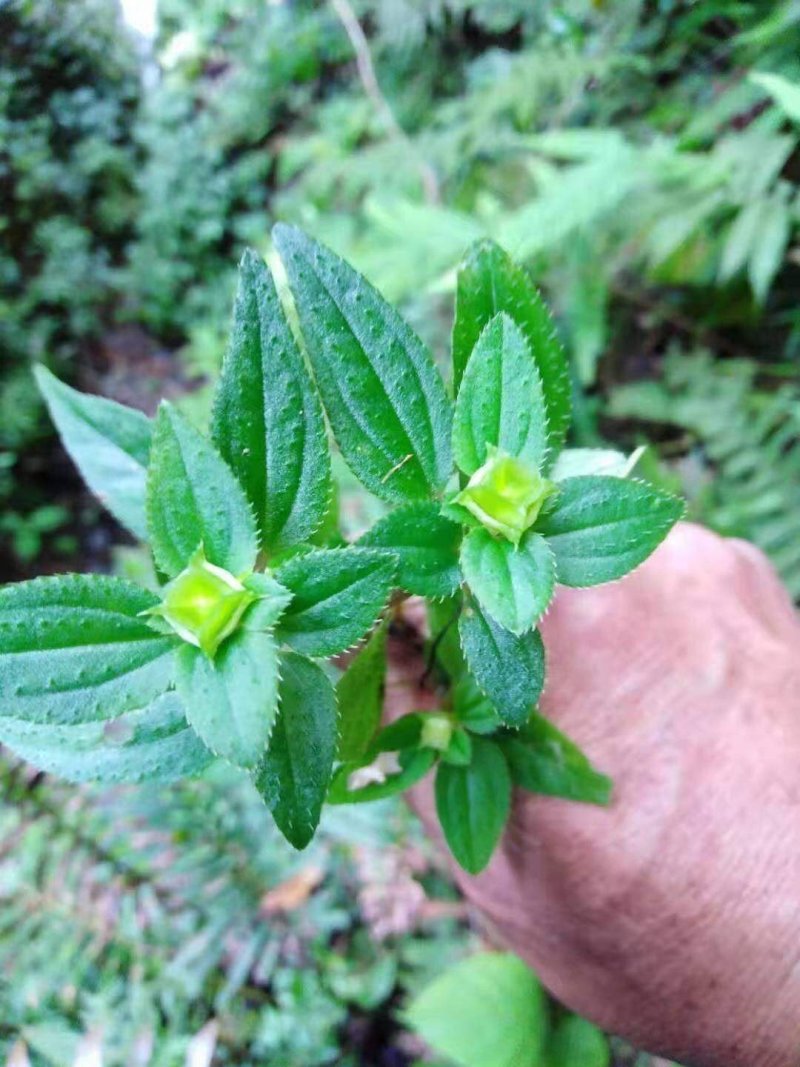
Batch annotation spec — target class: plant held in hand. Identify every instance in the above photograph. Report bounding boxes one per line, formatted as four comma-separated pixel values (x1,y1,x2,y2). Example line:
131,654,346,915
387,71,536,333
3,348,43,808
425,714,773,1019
0,231,683,870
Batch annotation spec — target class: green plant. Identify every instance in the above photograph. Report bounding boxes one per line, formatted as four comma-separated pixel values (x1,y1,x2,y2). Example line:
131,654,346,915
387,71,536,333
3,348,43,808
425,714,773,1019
0,230,682,874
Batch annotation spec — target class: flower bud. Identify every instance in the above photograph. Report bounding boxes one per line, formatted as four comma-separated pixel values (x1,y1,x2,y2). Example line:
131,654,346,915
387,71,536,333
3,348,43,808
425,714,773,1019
455,448,556,544
420,713,454,752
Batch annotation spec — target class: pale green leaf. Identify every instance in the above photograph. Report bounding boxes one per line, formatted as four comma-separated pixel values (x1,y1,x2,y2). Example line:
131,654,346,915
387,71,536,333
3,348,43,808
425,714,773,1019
460,528,555,634
336,624,387,762
359,502,461,598
551,447,644,481
435,736,510,873
750,70,800,123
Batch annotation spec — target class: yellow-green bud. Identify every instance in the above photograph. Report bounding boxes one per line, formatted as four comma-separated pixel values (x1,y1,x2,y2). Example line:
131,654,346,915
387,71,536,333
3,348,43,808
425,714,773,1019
420,714,454,752
456,448,556,544
147,546,257,658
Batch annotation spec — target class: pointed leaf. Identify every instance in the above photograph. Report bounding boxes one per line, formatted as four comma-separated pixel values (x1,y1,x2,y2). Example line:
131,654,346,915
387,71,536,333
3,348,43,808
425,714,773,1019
175,628,279,769
254,652,338,848
35,366,151,539
536,475,684,587
453,313,548,475
147,403,258,577
0,575,176,725
501,713,612,805
460,528,555,634
452,240,570,453
435,737,510,873
459,597,544,727
336,624,387,762
211,250,332,554
273,224,452,502
0,692,213,783
276,546,396,657
359,502,461,598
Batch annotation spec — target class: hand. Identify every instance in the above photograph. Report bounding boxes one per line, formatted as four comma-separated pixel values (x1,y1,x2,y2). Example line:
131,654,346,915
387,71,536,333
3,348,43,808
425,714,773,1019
386,524,800,1067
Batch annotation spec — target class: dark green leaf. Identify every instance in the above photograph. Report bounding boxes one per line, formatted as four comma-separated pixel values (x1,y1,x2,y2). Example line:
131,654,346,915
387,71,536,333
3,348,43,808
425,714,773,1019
336,624,387,762
452,239,571,454
147,402,259,577
0,692,213,783
406,951,545,1067
328,747,435,804
373,712,424,752
435,737,510,873
452,313,548,475
441,727,472,766
0,575,176,725
459,598,544,727
536,475,684,586
35,366,152,539
501,713,612,805
451,675,502,735
427,595,465,679
460,528,555,634
175,628,279,769
211,250,332,554
359,502,461,598
276,546,396,657
255,652,338,848
543,1016,610,1067
273,224,452,502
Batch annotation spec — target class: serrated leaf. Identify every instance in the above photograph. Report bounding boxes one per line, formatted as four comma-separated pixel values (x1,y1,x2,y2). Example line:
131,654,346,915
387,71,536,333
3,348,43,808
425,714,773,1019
276,546,396,657
211,250,332,554
147,402,259,577
452,313,548,475
543,1016,610,1067
328,747,435,805
254,651,337,848
273,224,452,503
536,475,684,587
460,528,555,634
435,736,510,873
0,575,176,725
459,598,544,727
241,573,294,630
336,624,387,762
35,366,152,539
405,952,545,1067
175,628,279,769
0,692,213,783
452,239,571,454
359,503,461,598
501,713,612,805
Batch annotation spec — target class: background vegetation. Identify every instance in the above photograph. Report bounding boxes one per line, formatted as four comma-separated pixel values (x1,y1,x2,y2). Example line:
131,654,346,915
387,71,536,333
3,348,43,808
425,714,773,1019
1,0,798,1062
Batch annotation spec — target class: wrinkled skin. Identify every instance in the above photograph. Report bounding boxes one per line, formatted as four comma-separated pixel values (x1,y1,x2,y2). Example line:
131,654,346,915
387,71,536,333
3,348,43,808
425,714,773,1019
386,524,800,1067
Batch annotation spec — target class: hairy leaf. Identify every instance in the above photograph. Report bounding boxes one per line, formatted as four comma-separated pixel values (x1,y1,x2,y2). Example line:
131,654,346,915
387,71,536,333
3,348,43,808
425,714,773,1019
460,528,555,634
452,313,548,475
0,575,176,725
255,652,338,849
501,713,612,805
175,628,279,769
459,598,544,727
276,547,396,657
35,366,152,539
211,250,332,554
359,502,461,598
536,475,684,586
336,624,387,762
0,692,213,783
273,224,452,502
452,240,570,454
147,402,258,577
435,737,510,873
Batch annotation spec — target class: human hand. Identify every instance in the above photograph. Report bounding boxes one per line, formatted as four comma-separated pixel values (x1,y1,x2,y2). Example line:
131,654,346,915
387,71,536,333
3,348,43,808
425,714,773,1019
386,524,800,1067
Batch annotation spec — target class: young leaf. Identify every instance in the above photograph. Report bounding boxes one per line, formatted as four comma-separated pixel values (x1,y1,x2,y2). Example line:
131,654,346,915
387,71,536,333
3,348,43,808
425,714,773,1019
460,528,555,634
536,475,684,587
435,736,510,873
35,366,152,540
273,224,452,503
276,546,396,657
0,575,176,725
175,628,279,769
458,598,544,727
147,402,258,577
452,239,571,453
254,651,338,849
405,952,545,1067
543,1016,610,1067
328,747,435,805
0,692,213,784
336,624,387,762
452,313,548,475
359,502,461,599
501,713,612,806
211,250,332,554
